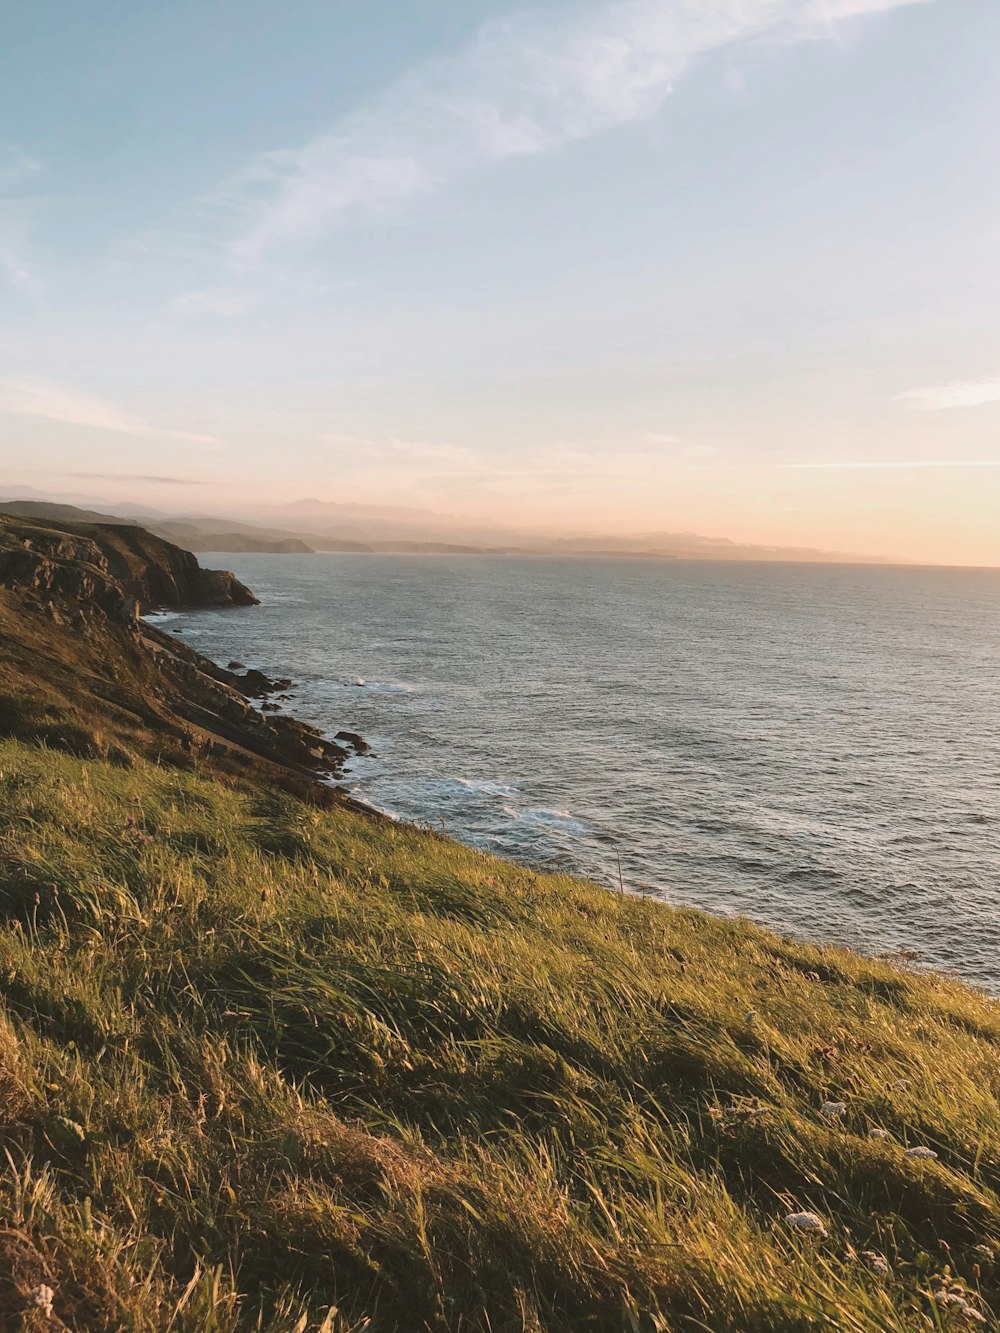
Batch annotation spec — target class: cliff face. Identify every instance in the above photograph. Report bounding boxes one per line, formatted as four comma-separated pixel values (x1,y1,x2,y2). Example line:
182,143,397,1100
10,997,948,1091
0,515,258,616
0,516,359,804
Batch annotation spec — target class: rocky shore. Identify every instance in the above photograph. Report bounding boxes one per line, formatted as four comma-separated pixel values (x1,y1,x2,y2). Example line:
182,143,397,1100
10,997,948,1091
0,513,371,806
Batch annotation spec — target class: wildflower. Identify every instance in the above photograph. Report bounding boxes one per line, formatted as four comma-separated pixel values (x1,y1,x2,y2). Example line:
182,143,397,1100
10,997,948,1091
745,1009,758,1023
888,1078,911,1091
31,1285,55,1315
934,1291,986,1323
869,1127,890,1140
905,1146,938,1160
819,1100,847,1122
784,1211,828,1237
860,1250,889,1277
973,1244,995,1263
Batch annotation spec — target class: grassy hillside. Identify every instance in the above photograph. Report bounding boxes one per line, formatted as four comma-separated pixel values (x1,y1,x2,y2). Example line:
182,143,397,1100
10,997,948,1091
0,739,997,1331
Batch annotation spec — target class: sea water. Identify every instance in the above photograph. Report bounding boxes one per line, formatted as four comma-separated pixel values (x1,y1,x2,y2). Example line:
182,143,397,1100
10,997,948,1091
151,555,1000,992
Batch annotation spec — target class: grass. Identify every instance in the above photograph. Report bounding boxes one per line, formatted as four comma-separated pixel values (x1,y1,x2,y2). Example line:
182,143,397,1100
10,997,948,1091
0,739,998,1330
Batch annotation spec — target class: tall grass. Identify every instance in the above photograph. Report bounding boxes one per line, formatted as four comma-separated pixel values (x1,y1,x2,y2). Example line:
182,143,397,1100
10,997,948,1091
0,739,997,1330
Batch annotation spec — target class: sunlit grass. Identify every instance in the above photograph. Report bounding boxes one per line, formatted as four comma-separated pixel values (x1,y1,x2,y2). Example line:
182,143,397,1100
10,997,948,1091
0,738,997,1329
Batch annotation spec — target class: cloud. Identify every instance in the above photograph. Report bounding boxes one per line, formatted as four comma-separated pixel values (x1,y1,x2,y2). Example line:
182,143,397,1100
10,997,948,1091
204,0,930,267
782,459,1000,469
315,430,719,500
0,244,36,295
68,472,211,485
168,288,257,318
0,377,221,447
321,433,479,470
897,376,1000,411
0,147,43,188
0,148,45,295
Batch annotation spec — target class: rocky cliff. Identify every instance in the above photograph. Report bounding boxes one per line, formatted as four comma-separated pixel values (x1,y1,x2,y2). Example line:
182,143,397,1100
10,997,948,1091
0,515,258,616
0,516,365,807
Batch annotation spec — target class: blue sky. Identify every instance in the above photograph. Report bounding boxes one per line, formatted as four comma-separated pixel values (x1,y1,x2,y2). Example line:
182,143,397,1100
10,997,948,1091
1,0,998,561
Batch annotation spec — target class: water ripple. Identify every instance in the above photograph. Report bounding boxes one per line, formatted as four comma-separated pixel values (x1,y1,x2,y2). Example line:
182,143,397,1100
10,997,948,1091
157,554,1000,994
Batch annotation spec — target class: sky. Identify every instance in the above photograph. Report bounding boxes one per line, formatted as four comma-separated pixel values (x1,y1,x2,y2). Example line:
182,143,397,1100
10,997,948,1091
1,0,998,564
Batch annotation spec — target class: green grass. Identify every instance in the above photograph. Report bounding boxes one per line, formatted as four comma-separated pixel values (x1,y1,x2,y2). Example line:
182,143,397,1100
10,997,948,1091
0,739,998,1330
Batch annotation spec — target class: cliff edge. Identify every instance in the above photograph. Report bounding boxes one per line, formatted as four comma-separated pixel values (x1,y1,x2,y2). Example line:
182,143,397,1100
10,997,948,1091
0,514,258,616
0,515,356,799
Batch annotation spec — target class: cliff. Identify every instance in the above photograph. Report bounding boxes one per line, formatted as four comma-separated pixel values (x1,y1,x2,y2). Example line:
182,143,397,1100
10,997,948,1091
1,501,319,554
0,514,259,614
0,516,355,796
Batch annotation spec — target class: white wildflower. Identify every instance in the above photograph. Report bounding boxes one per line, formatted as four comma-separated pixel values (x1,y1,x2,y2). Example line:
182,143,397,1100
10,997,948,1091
784,1211,828,1237
819,1100,847,1122
745,1009,758,1023
888,1079,911,1091
860,1250,890,1277
973,1244,995,1262
905,1145,938,1160
869,1127,891,1140
934,1291,986,1324
31,1285,55,1315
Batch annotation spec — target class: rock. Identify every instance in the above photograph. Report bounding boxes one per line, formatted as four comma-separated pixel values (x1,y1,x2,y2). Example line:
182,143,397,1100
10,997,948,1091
0,514,386,809
335,730,372,755
234,669,296,699
0,517,259,613
237,669,276,697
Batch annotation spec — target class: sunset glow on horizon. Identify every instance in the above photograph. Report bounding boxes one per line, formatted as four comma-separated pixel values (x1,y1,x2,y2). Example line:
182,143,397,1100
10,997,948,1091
1,0,998,566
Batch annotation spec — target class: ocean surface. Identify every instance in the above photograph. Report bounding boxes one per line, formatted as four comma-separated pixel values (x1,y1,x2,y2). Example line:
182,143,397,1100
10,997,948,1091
150,555,1000,993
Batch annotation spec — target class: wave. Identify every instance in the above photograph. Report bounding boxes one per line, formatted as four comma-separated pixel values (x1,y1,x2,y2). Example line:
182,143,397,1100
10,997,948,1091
342,678,417,695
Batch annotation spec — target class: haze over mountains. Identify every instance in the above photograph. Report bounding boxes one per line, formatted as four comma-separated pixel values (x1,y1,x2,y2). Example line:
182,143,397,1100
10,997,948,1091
0,491,889,563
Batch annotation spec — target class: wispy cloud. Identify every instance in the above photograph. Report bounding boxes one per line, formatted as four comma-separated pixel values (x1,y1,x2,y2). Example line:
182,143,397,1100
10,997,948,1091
0,378,221,447
897,375,1000,411
0,244,36,294
0,147,43,188
196,0,930,268
168,288,257,318
316,429,719,502
0,147,44,295
68,472,211,485
322,433,479,470
782,459,1000,469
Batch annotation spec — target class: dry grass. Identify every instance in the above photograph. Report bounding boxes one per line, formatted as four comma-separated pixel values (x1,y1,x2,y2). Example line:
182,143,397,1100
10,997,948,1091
0,738,997,1330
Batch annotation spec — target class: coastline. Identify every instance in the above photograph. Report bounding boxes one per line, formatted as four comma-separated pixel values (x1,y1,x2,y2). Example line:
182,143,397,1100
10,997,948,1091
1,516,1000,1327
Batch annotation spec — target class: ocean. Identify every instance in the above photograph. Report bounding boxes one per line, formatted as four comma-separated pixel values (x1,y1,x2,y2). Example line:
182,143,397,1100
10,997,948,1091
150,554,1000,993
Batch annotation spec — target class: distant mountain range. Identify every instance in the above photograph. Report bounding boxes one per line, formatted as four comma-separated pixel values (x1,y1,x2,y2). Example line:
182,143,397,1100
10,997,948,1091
0,495,889,564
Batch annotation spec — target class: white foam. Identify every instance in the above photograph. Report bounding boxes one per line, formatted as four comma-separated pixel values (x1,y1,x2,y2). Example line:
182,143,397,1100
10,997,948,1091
457,778,519,797
342,679,416,695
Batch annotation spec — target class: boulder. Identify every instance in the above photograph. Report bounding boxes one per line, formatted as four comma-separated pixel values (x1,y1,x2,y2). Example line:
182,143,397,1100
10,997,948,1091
335,730,372,755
